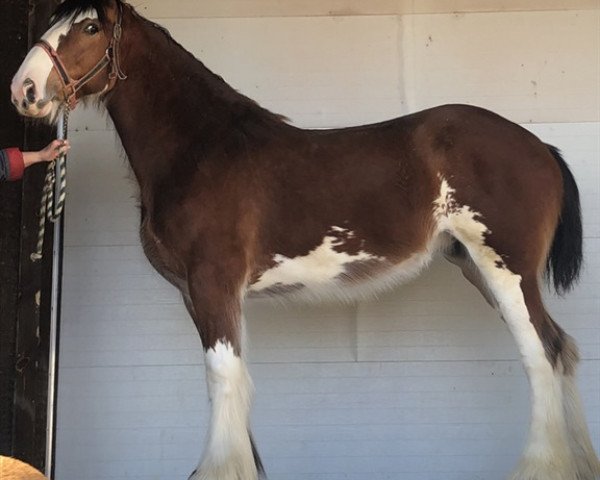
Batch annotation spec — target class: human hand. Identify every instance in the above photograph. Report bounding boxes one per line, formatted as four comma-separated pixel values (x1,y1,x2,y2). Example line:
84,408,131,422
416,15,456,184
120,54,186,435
38,139,71,162
23,140,71,168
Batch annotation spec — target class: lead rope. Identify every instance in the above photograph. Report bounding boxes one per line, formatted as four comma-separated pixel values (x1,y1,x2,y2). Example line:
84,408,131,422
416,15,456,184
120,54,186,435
31,105,69,262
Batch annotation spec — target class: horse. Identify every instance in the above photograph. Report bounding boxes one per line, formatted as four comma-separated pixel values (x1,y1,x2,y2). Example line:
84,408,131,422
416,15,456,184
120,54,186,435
10,1,600,479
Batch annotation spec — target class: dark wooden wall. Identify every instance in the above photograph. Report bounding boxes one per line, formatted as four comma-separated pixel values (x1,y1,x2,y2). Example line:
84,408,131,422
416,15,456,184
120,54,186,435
0,0,28,457
0,0,61,473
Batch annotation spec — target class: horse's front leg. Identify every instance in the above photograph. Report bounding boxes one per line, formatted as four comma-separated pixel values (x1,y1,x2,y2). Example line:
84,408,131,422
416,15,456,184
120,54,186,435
186,262,263,480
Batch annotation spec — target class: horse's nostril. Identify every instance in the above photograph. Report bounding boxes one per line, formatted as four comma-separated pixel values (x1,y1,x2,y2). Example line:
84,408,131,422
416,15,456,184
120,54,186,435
26,85,36,104
22,99,28,110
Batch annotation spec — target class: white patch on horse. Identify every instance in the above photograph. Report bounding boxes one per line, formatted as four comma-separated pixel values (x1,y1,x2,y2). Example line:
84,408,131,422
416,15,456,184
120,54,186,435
434,177,507,268
193,340,257,480
249,226,439,303
434,177,577,478
11,9,97,116
250,227,382,292
330,225,356,237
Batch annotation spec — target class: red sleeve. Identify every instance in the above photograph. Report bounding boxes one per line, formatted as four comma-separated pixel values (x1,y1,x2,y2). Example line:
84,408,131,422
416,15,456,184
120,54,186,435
5,148,25,181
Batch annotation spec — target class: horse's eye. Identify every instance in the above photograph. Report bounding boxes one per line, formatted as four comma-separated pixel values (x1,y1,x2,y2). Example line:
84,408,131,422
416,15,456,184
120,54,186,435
84,23,99,35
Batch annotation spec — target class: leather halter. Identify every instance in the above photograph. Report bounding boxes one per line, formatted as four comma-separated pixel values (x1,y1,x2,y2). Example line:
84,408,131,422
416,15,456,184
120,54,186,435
35,4,127,110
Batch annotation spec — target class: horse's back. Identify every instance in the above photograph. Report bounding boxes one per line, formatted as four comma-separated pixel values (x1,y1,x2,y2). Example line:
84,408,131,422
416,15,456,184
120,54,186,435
247,104,564,300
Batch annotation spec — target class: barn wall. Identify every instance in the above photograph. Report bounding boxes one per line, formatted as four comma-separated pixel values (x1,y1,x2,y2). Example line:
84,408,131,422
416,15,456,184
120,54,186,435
133,0,599,18
55,7,599,480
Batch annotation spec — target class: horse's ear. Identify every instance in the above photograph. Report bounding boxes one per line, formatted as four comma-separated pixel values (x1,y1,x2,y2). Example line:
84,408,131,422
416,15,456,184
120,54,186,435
102,0,123,25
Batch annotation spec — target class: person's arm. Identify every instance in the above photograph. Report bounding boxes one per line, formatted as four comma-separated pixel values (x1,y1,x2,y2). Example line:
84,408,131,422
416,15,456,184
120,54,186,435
31,140,70,165
23,150,43,168
0,148,25,181
0,140,70,182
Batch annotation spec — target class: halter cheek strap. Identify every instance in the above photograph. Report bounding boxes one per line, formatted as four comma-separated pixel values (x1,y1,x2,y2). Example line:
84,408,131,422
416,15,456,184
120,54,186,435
35,4,127,110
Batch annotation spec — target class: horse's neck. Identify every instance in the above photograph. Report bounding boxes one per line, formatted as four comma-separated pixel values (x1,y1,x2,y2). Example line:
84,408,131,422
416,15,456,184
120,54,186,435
105,13,263,200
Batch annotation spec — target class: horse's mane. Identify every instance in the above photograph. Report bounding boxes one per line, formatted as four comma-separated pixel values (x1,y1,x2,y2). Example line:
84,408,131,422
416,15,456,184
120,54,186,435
132,8,290,126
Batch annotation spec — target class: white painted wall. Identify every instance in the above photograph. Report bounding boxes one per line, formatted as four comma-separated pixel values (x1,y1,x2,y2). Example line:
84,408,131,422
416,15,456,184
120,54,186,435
55,6,599,480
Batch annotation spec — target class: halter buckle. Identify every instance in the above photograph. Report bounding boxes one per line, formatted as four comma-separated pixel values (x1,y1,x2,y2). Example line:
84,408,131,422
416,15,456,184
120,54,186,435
113,22,122,41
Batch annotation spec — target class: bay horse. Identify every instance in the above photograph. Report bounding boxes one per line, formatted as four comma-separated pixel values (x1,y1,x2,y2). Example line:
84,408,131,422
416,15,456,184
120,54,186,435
10,1,599,479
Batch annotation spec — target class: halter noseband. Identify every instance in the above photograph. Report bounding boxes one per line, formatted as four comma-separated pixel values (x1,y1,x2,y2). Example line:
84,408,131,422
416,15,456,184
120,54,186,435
35,4,127,110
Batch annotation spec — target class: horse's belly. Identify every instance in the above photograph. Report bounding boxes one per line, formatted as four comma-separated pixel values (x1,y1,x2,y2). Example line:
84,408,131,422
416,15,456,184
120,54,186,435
247,234,434,302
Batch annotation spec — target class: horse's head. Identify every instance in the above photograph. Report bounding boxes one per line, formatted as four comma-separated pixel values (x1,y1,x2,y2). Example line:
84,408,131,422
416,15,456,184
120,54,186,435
11,0,126,122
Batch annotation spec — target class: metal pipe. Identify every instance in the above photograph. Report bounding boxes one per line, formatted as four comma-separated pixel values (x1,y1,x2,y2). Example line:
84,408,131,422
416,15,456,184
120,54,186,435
45,109,65,478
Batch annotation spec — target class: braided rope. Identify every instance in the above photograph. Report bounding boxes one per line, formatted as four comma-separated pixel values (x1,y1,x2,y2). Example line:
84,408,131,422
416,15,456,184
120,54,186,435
31,106,69,262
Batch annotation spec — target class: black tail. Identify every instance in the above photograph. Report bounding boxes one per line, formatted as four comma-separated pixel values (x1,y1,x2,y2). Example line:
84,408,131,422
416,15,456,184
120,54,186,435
545,144,583,294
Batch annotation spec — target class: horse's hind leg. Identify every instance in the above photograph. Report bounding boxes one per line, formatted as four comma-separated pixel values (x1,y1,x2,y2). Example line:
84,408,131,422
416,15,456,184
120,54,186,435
444,239,496,308
446,238,600,478
472,273,572,476
185,261,264,480
450,232,597,479
531,297,600,478
514,280,599,479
